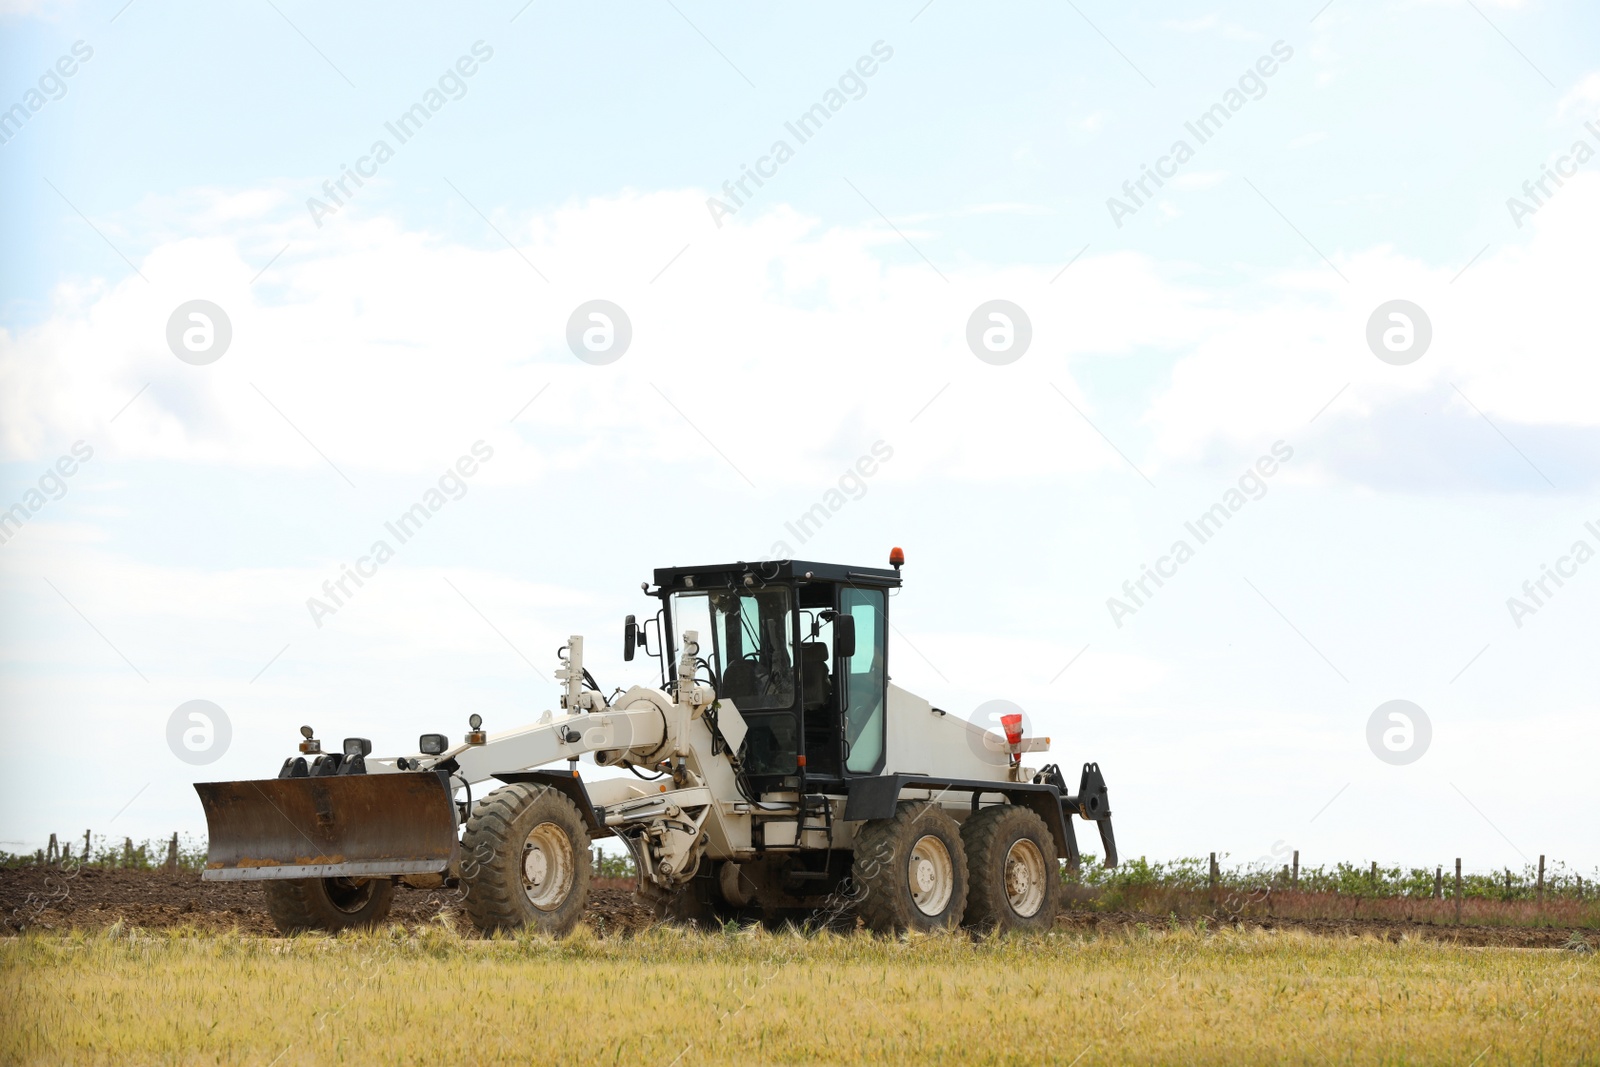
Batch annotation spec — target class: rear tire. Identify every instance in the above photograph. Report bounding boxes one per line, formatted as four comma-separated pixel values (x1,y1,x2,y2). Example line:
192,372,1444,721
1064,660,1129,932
852,801,968,934
461,783,592,936
961,804,1060,934
263,877,395,934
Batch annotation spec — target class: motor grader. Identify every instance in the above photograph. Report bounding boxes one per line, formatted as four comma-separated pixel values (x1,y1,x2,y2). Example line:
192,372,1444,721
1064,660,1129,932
197,552,1117,935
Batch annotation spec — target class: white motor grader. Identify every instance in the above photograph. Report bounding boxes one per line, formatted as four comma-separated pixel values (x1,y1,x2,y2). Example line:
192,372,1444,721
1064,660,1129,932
197,553,1117,935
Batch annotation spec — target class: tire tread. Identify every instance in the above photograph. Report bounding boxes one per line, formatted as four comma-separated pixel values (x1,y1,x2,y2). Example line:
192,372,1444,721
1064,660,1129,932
960,804,1060,933
851,801,969,934
461,783,591,936
262,876,395,934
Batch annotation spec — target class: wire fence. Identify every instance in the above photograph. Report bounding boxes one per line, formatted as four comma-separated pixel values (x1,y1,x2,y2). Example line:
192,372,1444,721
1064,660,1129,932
7,835,1597,916
1073,852,1598,901
1,833,642,880
1,832,209,873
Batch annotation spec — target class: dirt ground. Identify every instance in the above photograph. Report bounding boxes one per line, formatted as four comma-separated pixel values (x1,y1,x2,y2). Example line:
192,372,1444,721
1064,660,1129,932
0,867,654,937
1053,907,1594,948
2,867,1593,947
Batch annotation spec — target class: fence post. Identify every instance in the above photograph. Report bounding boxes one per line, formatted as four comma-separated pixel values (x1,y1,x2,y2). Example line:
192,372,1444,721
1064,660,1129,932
1537,855,1545,903
1209,852,1219,906
83,829,91,863
47,834,58,864
1504,869,1512,900
1292,850,1299,890
165,833,178,873
1370,861,1378,895
122,837,134,868
1455,858,1462,924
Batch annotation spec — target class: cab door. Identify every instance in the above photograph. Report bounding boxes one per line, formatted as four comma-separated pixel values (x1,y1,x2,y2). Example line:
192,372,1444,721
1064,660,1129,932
840,586,888,775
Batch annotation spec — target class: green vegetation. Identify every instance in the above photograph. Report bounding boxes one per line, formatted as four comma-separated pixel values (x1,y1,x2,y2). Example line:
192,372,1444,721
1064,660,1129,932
1077,854,1599,901
1071,856,1600,930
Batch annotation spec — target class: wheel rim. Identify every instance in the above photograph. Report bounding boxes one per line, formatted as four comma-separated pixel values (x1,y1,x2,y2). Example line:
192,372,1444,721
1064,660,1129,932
1003,838,1048,918
521,822,575,911
323,877,375,914
907,834,954,916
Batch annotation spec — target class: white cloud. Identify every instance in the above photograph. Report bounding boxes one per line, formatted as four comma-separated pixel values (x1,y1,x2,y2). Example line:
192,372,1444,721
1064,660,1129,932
0,188,1197,489
5,179,1598,496
1161,15,1219,32
1170,171,1229,190
1556,71,1600,123
0,0,75,16
1141,176,1600,468
1158,13,1259,40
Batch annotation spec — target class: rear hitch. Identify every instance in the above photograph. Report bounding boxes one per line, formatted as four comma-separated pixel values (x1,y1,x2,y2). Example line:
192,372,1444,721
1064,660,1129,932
1038,761,1118,869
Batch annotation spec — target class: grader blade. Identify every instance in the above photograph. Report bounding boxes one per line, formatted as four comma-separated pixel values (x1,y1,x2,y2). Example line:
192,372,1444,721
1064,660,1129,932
195,773,458,882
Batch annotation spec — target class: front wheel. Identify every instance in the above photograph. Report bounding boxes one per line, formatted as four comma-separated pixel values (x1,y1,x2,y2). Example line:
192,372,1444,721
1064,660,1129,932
263,876,395,933
461,783,592,936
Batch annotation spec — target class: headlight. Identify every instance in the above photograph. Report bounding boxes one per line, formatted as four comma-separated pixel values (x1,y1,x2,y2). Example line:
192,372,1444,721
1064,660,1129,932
418,733,448,756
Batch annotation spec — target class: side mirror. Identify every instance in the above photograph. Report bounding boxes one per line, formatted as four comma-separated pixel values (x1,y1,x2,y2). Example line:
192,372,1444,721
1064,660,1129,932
624,615,637,661
833,614,857,660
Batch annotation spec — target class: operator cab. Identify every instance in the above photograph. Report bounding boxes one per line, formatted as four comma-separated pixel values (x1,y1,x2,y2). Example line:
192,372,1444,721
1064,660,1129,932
635,557,901,792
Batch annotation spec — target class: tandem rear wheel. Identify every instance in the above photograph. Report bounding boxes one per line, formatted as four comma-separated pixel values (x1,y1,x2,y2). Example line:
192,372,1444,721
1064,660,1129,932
960,804,1061,933
852,801,970,934
852,801,1061,935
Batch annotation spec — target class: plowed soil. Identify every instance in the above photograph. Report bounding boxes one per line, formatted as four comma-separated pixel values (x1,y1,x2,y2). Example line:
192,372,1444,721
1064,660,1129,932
0,867,653,937
2,867,1592,947
1054,908,1592,949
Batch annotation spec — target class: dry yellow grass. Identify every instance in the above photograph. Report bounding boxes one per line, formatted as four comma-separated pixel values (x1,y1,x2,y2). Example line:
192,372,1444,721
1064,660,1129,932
2,923,1596,1066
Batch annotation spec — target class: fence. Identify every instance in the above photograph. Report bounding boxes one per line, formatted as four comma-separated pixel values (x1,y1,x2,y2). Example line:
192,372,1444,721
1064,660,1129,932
1066,851,1599,927
1073,851,1595,901
7,836,1597,913
4,832,209,873
590,847,635,881
6,833,643,881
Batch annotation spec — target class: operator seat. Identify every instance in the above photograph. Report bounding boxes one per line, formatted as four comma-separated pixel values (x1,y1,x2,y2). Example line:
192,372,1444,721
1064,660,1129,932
721,659,758,706
800,642,831,711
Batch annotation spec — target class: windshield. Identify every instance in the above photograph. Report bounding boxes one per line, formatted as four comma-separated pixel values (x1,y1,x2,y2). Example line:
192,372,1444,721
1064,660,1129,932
671,586,795,711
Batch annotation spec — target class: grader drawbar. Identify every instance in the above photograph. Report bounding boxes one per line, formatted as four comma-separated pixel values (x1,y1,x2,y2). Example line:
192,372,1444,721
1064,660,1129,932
197,553,1117,935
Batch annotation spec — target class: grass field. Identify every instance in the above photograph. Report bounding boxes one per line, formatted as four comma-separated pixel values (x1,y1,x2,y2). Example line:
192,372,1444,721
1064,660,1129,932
3,924,1596,1066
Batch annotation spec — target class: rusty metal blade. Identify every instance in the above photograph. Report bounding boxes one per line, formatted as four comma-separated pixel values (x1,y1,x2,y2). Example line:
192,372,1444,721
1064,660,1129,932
195,772,458,882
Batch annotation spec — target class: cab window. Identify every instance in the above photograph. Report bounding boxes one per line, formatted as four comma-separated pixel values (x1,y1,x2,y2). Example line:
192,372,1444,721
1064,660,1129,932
842,587,886,773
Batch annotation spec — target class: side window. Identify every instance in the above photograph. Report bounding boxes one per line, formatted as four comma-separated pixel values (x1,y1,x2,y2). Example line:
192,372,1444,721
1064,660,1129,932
711,586,798,778
842,587,887,773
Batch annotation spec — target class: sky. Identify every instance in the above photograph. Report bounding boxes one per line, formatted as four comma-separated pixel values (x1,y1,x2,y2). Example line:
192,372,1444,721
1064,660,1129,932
1,0,1597,878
